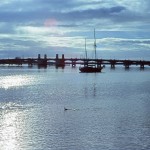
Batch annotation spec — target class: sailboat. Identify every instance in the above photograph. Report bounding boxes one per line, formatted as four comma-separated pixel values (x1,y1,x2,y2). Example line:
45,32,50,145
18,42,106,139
79,29,103,73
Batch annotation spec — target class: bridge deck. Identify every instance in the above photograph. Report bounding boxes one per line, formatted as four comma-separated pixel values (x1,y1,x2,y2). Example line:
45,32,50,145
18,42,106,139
0,57,150,68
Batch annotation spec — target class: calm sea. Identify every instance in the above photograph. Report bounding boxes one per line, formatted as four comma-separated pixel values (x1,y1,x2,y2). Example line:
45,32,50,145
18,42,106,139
0,66,150,150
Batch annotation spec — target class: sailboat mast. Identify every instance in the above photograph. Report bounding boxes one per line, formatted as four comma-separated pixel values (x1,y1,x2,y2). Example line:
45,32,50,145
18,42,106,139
85,38,87,59
94,28,97,59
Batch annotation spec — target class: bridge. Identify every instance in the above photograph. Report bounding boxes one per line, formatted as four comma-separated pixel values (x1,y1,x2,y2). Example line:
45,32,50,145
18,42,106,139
0,54,150,69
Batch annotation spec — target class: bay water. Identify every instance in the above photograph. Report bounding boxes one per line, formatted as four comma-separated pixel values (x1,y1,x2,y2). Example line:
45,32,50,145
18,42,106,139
0,66,150,150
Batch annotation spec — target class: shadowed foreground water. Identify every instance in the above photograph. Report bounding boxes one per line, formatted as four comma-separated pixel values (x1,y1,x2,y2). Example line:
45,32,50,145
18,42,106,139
0,66,150,150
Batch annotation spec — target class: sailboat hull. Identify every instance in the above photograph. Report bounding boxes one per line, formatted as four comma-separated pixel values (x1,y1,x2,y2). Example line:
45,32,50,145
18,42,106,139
79,66,103,73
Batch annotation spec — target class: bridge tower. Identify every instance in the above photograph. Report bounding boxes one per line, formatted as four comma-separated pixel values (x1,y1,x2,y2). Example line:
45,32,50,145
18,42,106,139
55,54,65,68
37,54,47,68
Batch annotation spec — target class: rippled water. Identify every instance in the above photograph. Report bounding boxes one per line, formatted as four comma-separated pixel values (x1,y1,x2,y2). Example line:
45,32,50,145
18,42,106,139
0,66,150,150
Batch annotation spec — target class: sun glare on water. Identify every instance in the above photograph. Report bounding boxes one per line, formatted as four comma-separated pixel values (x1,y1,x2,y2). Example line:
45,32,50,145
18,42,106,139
0,111,21,150
0,102,28,150
0,75,33,89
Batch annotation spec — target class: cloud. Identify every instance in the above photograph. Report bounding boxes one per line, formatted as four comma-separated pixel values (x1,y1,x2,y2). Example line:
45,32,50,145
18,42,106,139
59,6,126,21
0,0,149,59
0,0,149,34
0,0,148,25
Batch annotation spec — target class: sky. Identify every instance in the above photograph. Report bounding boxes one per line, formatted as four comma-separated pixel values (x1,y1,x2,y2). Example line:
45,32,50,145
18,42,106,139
0,0,150,59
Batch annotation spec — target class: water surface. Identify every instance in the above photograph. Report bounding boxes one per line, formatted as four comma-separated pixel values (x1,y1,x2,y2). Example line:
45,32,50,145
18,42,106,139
0,66,150,150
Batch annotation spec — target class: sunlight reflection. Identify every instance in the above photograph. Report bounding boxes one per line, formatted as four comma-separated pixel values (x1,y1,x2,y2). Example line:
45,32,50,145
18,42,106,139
0,75,34,89
0,102,35,150
0,106,24,150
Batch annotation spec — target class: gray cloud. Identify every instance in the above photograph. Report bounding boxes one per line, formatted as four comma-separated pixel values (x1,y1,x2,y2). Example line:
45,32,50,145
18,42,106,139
59,6,126,21
0,0,149,59
0,0,148,25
